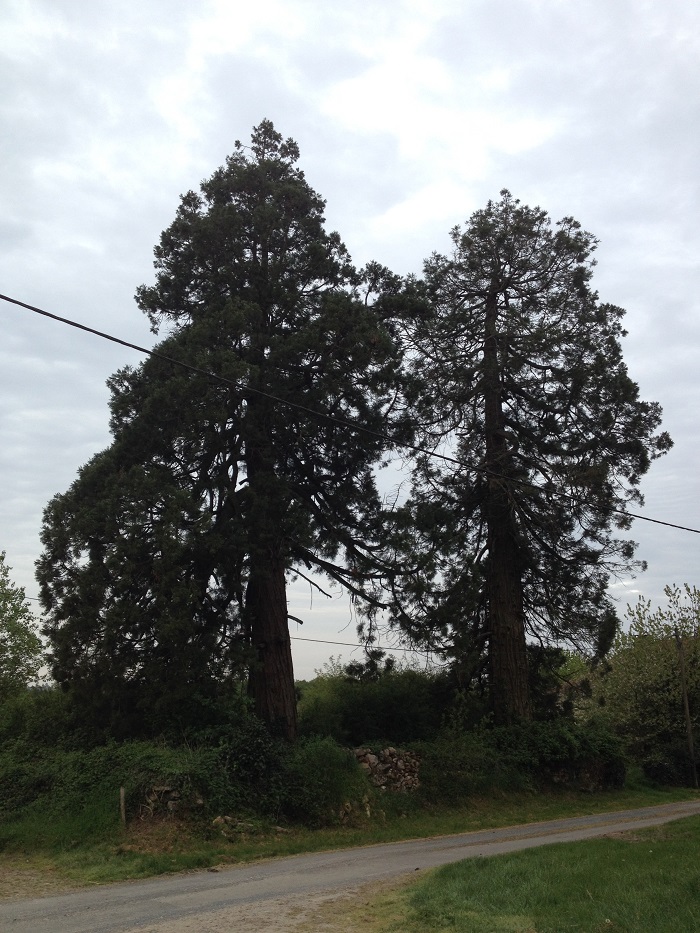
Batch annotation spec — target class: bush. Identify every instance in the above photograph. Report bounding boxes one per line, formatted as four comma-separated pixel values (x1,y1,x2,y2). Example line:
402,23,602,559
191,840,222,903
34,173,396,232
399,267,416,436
0,687,104,751
413,719,625,804
278,736,371,826
298,666,458,745
412,731,502,801
202,715,287,816
593,586,700,786
485,720,626,790
0,706,377,837
0,694,282,831
0,755,55,813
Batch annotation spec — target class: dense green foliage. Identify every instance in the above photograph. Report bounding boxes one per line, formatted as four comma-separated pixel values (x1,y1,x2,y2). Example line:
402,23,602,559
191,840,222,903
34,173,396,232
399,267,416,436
298,648,594,746
298,662,457,745
297,660,624,800
414,720,625,801
29,122,672,795
0,688,369,840
385,191,671,722
596,585,700,784
0,664,627,850
0,552,43,699
36,121,402,740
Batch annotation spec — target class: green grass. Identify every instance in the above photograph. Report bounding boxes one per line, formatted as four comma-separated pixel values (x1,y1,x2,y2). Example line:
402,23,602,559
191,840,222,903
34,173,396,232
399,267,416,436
347,814,700,933
1,784,698,887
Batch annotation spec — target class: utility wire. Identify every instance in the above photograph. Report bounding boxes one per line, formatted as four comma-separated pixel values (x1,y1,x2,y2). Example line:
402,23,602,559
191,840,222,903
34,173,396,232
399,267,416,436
3,291,699,537
21,596,433,656
0,292,453,460
295,635,436,656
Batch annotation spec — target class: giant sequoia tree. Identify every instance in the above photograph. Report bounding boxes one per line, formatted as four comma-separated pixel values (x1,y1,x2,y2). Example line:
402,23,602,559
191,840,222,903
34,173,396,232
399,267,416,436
393,191,671,723
37,122,401,739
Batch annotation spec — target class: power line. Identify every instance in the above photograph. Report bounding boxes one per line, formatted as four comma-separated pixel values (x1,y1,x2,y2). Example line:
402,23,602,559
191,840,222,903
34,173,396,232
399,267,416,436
21,598,434,657
3,291,699,537
0,291,457,465
290,635,437,656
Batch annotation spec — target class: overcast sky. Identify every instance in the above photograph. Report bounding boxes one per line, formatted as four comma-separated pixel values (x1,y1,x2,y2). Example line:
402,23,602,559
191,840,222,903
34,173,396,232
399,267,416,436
2,0,699,678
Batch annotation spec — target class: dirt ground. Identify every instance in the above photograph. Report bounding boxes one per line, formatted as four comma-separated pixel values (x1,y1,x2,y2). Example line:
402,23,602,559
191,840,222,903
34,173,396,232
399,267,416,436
0,864,82,900
123,889,370,933
0,863,403,932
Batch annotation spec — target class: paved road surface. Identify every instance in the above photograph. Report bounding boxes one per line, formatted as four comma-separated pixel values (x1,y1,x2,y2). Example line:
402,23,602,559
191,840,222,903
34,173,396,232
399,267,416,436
3,800,700,933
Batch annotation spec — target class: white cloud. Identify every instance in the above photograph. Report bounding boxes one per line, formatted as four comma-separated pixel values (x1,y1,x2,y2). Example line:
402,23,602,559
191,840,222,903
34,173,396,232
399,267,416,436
1,0,699,673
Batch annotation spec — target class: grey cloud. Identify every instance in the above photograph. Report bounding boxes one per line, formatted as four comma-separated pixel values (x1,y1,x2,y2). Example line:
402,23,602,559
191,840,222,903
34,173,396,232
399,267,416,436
1,0,698,668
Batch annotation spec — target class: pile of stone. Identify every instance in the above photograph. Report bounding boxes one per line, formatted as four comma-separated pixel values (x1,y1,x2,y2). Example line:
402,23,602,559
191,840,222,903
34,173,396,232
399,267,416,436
211,815,289,837
354,746,420,792
140,785,204,819
140,785,182,818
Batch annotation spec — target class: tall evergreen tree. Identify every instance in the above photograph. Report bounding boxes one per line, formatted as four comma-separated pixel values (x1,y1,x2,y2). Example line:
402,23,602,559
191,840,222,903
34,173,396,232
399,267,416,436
37,121,401,740
391,191,671,723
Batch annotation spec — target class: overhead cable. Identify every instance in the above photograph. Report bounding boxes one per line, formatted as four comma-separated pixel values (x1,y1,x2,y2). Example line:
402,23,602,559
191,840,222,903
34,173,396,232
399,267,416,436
2,291,698,536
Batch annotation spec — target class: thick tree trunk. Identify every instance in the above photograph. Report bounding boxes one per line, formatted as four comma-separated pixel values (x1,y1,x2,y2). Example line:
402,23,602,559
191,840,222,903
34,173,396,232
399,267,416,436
483,289,531,724
243,389,298,741
487,507,531,723
246,553,297,741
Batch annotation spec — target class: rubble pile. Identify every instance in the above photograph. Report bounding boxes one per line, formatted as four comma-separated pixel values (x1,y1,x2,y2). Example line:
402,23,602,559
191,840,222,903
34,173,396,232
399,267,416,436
354,746,420,792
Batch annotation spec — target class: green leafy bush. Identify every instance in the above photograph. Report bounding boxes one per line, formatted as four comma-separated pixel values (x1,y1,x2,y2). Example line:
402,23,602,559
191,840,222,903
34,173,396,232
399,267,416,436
298,665,459,745
201,715,287,816
0,704,374,837
278,736,371,826
0,687,105,751
413,720,625,803
594,585,700,785
413,731,502,801
486,720,626,790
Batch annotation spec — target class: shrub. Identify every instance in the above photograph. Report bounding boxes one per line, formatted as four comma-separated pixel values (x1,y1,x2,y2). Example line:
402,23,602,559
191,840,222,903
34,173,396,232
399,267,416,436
485,720,626,790
278,736,371,826
593,585,700,785
412,731,502,801
412,719,625,803
203,715,287,816
0,686,104,751
298,666,456,745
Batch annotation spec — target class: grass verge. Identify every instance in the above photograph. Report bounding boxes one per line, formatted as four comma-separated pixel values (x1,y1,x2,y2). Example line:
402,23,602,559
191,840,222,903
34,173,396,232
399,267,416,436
1,784,698,889
318,813,700,932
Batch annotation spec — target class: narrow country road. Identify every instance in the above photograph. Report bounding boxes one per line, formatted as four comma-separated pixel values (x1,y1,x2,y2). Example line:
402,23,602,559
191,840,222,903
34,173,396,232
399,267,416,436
3,800,700,933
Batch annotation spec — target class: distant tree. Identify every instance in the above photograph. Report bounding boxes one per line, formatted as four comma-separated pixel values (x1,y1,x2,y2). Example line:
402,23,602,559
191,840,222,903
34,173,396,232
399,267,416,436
596,585,700,784
37,121,402,740
389,191,671,724
0,552,43,698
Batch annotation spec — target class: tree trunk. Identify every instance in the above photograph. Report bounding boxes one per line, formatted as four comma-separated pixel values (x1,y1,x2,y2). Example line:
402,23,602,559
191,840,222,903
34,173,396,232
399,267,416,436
243,388,298,742
246,553,298,741
487,509,531,723
483,289,531,723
